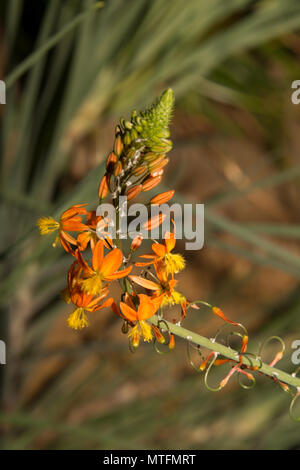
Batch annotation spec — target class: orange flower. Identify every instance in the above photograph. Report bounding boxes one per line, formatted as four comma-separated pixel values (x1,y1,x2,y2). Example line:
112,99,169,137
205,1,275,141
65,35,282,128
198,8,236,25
119,294,161,347
77,240,132,295
37,204,88,254
130,261,186,308
65,261,113,330
136,222,185,275
77,211,112,251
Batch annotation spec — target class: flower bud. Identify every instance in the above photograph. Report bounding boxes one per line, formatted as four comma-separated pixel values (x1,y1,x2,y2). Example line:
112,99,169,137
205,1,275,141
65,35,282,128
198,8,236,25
131,330,140,349
98,174,109,199
148,157,169,172
126,148,136,160
151,139,172,153
126,184,142,201
123,132,131,146
114,134,123,157
130,129,139,141
151,168,164,178
132,164,147,177
113,161,123,176
150,190,175,205
121,321,129,334
130,236,143,252
142,213,166,231
106,152,117,169
124,120,133,130
144,152,165,162
169,334,175,350
152,325,166,344
142,175,162,191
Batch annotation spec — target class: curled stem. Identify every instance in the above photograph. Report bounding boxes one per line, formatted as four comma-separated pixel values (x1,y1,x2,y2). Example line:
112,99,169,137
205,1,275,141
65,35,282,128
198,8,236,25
148,316,300,390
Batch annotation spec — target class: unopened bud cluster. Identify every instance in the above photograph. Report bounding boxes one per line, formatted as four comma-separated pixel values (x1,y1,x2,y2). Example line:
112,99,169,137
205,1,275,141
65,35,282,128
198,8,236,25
98,89,174,203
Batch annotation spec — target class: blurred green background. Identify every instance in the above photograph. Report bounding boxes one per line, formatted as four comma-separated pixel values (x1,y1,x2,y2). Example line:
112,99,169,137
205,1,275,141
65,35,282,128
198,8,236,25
1,0,300,450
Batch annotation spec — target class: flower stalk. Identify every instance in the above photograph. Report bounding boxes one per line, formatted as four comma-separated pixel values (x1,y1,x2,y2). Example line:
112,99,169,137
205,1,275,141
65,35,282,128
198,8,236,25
149,316,300,391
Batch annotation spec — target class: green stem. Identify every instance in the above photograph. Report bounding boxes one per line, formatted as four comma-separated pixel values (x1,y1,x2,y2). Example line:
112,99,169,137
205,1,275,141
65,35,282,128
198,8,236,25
149,316,300,390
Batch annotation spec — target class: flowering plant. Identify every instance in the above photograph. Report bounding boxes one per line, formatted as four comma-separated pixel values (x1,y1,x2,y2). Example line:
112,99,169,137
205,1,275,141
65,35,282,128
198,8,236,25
38,90,300,420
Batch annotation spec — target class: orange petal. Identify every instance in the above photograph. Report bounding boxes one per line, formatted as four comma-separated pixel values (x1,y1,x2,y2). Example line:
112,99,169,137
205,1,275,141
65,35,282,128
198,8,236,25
60,235,74,254
105,265,132,280
87,288,109,309
88,297,114,312
154,261,168,284
124,292,136,309
111,301,123,318
164,232,176,253
135,260,155,267
86,211,98,228
129,275,160,291
120,302,138,322
77,231,91,251
61,204,87,220
92,240,104,271
75,249,94,275
137,294,161,320
100,248,123,276
60,230,77,246
152,243,166,257
62,220,88,232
